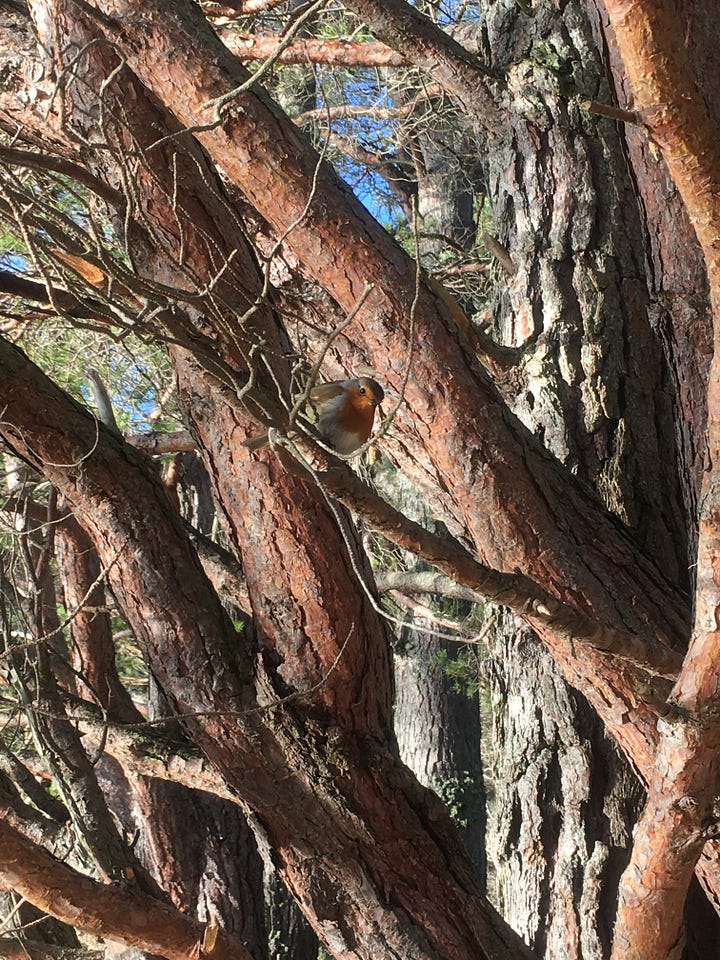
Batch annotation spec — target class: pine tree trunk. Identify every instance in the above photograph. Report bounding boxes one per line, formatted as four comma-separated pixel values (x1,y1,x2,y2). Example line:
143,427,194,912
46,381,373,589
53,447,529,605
395,627,486,886
487,614,642,958
476,1,702,954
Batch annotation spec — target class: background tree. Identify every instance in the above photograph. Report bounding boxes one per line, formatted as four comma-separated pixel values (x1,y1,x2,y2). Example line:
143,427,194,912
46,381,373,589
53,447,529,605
0,2,718,960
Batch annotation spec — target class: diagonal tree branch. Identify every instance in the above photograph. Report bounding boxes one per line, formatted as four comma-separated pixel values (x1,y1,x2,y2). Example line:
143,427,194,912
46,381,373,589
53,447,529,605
86,0,690,641
0,269,108,322
206,0,289,14
341,0,504,131
0,327,534,958
126,429,196,454
0,818,252,960
31,0,694,785
295,88,443,124
0,146,124,207
280,434,684,680
68,707,240,803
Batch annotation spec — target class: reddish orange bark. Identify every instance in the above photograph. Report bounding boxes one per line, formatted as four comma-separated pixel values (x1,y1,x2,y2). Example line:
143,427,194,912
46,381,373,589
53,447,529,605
6,0,720,950
603,1,720,313
54,513,141,723
1,9,539,951
602,2,720,956
85,0,687,774
0,819,252,960
221,31,408,66
87,0,720,937
0,333,536,960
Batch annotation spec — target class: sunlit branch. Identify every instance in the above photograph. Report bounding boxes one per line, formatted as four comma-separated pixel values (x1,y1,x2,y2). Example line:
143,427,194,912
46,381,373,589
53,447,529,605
605,1,720,956
221,31,408,66
280,435,684,681
203,0,289,15
126,430,196,455
0,819,252,960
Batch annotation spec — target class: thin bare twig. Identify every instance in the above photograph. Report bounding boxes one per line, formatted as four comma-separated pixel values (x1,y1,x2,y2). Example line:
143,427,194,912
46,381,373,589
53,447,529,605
205,0,330,111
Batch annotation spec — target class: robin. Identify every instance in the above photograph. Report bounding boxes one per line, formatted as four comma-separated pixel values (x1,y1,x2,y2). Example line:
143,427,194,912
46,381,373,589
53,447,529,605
244,377,385,455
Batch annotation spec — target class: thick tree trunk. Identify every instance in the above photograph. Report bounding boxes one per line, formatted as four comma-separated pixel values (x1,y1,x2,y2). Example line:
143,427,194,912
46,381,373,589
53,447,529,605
472,2,703,955
374,462,487,888
0,335,536,960
488,615,642,959
130,776,269,957
0,819,252,960
54,512,141,723
4,1,720,954
1,9,528,953
596,3,720,955
594,0,714,568
125,459,271,960
395,626,486,886
0,0,694,775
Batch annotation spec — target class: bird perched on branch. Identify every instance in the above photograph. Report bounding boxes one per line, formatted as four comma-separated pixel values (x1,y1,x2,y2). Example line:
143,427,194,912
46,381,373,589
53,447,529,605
244,376,385,456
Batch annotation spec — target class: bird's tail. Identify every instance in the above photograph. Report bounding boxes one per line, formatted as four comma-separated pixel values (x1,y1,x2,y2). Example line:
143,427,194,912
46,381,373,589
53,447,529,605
243,432,269,451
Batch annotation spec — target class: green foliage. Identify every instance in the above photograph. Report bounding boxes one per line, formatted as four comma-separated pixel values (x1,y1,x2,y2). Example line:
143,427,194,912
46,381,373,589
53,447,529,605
434,646,483,698
0,223,25,259
114,618,148,699
21,322,181,433
433,771,479,829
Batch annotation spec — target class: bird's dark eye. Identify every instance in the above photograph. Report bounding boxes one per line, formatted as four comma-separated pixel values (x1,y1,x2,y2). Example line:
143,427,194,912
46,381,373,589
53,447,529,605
359,386,366,394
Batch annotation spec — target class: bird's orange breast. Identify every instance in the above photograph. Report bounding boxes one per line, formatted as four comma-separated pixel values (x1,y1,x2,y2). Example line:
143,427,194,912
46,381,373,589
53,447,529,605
335,391,377,442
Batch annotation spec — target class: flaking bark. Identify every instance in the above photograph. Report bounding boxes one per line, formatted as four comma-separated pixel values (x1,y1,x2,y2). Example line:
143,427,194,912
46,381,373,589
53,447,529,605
603,2,720,955
0,819,252,960
0,334,533,959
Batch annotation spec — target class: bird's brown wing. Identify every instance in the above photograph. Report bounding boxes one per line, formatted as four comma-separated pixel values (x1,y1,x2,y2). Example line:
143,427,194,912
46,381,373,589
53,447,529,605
309,382,346,404
306,382,346,422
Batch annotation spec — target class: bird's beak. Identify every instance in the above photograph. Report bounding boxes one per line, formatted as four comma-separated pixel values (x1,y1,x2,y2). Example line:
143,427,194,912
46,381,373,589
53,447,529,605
377,403,385,421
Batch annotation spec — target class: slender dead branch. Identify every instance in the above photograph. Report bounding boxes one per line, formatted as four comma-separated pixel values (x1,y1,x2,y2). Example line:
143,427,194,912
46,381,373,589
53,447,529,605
321,130,416,210
0,776,68,850
375,569,483,603
71,709,240,802
481,231,516,276
581,99,641,125
0,269,109,323
181,520,251,612
389,590,476,636
86,370,120,435
126,430,196,455
0,145,124,207
221,31,408,66
0,740,68,824
296,99,430,124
